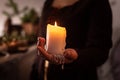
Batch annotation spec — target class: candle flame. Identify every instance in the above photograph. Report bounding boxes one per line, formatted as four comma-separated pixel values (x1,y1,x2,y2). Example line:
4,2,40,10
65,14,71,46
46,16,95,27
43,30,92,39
55,21,57,26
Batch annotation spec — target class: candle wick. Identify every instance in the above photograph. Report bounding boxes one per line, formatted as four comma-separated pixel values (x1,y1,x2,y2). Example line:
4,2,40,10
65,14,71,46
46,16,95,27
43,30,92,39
55,21,57,26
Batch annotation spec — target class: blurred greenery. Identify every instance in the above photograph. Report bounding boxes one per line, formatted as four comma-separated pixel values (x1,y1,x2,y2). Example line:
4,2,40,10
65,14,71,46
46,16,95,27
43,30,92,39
21,8,39,24
3,0,39,24
1,0,39,53
3,0,28,18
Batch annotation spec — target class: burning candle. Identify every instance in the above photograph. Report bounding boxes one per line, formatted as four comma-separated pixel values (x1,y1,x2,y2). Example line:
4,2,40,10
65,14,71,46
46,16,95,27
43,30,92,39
46,22,66,54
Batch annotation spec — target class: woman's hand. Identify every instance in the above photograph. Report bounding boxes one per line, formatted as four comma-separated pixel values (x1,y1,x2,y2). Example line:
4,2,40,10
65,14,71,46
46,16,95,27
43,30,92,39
37,37,52,61
63,48,78,63
37,37,78,64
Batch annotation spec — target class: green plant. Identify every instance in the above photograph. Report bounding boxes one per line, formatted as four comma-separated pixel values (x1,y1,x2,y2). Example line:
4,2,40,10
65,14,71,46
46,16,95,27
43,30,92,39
2,0,39,46
3,0,39,24
21,8,39,24
3,0,28,18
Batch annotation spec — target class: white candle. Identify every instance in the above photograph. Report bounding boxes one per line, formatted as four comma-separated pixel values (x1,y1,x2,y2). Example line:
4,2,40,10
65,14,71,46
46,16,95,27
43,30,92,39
46,22,66,54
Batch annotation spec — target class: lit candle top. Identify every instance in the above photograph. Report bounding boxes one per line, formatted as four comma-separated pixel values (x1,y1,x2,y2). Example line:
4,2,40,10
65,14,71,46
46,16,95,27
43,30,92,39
46,22,66,54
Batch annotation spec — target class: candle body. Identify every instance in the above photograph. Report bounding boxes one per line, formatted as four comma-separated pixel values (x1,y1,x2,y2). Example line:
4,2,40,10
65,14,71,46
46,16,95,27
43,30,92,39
46,24,66,54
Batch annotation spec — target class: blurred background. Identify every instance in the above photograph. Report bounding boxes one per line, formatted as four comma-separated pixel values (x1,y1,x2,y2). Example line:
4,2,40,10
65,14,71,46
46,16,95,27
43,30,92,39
0,0,45,80
0,0,45,36
0,0,45,53
0,0,119,80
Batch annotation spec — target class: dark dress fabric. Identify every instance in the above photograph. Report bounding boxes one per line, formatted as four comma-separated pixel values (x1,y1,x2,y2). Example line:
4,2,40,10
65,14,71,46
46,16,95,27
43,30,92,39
31,0,112,80
110,38,120,80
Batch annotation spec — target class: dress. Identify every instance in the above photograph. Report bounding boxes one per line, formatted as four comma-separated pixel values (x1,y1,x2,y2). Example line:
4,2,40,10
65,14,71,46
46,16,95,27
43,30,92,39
31,0,112,80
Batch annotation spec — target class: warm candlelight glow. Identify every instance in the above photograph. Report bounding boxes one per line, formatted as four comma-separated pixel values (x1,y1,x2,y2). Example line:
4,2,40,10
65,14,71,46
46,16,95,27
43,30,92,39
55,21,57,26
46,22,66,54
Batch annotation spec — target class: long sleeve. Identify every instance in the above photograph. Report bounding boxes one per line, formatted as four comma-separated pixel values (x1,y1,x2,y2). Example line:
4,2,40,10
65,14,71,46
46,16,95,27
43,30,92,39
71,0,112,69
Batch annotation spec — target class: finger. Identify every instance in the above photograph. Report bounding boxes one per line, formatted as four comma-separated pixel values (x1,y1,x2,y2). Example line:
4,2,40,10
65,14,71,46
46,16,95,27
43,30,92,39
63,50,72,59
37,46,51,60
37,37,45,47
64,49,78,60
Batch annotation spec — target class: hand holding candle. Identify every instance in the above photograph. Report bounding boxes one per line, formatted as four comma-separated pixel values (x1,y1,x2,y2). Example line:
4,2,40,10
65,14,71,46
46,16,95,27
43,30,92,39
37,37,78,64
37,22,78,64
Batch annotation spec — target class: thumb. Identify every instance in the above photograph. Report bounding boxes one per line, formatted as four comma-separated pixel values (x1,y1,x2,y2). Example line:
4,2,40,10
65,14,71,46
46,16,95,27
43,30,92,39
37,46,52,60
38,37,45,48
